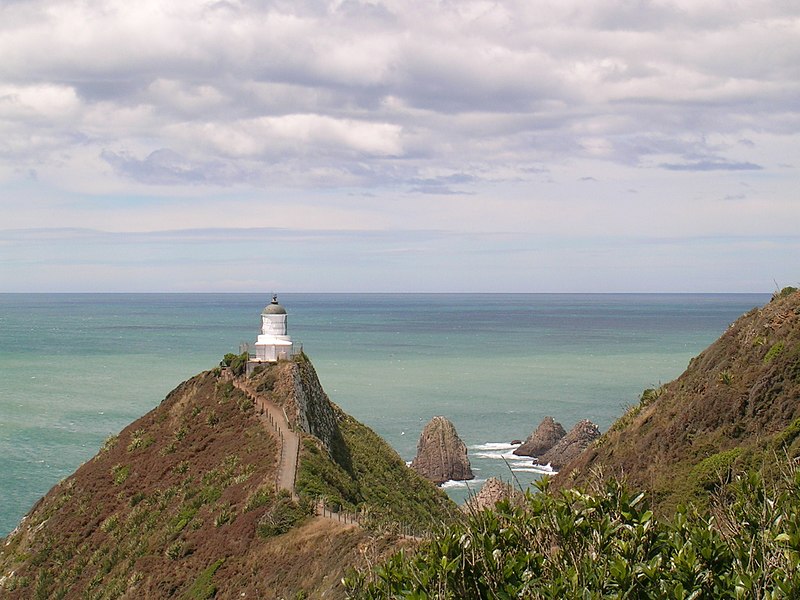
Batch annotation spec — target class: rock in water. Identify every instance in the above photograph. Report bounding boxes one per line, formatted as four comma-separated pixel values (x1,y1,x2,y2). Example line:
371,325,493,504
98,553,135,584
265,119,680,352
411,416,474,484
462,477,522,513
513,416,566,457
537,419,600,470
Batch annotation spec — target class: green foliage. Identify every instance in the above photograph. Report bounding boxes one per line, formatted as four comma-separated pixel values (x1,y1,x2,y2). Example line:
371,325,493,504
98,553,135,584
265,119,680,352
256,491,311,538
690,447,742,491
99,434,118,454
296,415,456,530
220,353,237,367
346,468,800,599
110,464,130,485
213,502,236,527
165,541,185,561
640,385,665,406
220,351,248,375
773,417,800,451
181,558,225,600
718,370,733,385
127,428,154,452
772,286,798,301
231,352,248,376
244,487,274,512
764,341,785,364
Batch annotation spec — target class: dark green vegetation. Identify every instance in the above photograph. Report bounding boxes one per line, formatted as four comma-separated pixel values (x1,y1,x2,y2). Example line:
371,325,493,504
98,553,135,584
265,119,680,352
219,351,248,376
297,412,456,532
346,469,800,598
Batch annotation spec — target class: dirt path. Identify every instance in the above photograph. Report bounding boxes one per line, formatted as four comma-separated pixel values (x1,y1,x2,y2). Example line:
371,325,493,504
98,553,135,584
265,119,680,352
229,376,300,496
227,370,419,539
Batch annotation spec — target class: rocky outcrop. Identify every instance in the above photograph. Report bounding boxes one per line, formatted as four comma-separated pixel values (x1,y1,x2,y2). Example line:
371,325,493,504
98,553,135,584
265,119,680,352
253,358,347,464
537,419,600,470
513,416,566,457
462,477,522,513
411,416,474,484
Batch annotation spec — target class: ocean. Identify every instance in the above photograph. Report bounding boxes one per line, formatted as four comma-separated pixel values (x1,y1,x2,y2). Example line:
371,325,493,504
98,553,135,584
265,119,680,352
0,293,768,535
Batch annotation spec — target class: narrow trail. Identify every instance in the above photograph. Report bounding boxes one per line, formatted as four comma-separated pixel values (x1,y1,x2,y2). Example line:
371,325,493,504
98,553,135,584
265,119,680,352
226,369,421,539
228,375,300,497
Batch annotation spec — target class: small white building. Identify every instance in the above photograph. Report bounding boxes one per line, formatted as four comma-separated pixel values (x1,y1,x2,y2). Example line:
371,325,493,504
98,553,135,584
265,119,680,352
252,295,294,362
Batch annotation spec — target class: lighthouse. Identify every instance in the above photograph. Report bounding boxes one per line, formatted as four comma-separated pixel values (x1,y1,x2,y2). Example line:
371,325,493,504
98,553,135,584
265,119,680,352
252,295,294,362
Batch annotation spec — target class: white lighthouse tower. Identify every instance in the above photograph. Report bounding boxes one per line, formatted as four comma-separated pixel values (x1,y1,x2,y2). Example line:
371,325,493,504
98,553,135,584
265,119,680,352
253,295,294,362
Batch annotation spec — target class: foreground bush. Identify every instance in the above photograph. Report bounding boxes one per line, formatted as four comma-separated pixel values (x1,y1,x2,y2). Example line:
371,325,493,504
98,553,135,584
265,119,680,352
345,468,800,598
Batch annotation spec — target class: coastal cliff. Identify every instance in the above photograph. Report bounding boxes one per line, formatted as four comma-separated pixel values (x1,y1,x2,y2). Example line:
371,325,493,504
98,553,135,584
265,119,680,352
0,355,455,599
556,287,800,512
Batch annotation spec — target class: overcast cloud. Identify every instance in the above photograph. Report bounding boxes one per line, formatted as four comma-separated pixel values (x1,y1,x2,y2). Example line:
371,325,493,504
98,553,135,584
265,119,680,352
1,0,798,291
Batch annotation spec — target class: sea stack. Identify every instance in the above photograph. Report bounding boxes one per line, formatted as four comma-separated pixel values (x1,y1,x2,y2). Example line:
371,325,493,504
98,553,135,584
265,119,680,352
462,477,522,513
513,416,566,457
537,419,601,470
411,416,474,484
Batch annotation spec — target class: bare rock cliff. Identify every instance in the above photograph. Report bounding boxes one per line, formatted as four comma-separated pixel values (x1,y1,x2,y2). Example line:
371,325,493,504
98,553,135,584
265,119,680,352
411,416,474,485
252,358,346,463
513,416,566,457
537,419,600,470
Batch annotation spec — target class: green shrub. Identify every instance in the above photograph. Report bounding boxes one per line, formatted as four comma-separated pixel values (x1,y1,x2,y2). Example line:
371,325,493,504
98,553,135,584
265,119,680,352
244,488,274,512
111,464,130,485
181,558,225,600
165,541,184,561
229,352,248,377
127,429,154,452
772,286,798,301
346,468,800,599
100,435,118,454
690,447,742,491
220,353,237,367
256,492,310,538
214,503,236,527
764,341,784,364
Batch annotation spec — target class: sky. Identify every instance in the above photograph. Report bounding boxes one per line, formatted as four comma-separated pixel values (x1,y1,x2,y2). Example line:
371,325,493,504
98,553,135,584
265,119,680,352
1,0,798,293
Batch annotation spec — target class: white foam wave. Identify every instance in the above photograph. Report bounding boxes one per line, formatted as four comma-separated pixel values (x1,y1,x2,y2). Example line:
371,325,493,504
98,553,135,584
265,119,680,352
440,478,486,489
470,442,520,451
511,464,557,475
472,450,531,461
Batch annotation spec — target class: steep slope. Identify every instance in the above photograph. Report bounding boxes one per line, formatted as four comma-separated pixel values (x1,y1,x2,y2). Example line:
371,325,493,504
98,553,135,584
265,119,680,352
0,356,455,599
556,288,800,513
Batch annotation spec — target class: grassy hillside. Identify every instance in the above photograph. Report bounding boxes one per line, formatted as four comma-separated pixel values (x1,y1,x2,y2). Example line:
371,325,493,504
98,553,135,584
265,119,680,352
0,357,451,599
556,287,800,513
297,410,457,532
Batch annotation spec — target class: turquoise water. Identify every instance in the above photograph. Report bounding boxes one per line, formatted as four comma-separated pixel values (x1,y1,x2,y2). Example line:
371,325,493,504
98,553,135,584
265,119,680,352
0,293,767,535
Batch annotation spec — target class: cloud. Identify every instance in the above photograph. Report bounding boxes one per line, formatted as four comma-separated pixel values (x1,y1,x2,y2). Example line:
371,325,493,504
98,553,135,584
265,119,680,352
660,160,763,171
0,0,798,290
101,148,246,185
